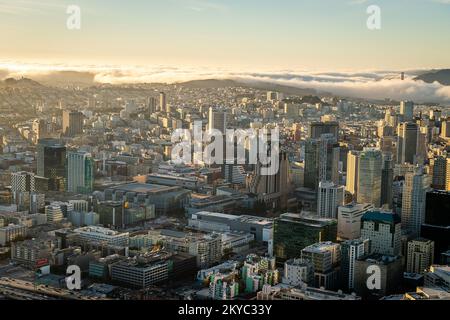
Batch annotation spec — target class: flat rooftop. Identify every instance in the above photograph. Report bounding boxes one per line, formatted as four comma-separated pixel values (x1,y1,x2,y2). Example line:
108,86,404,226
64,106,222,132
108,182,181,194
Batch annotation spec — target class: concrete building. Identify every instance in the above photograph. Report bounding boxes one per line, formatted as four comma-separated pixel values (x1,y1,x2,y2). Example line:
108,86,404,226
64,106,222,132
0,224,27,246
188,211,273,243
282,259,314,287
148,229,222,268
430,156,447,190
341,238,370,291
301,242,341,290
317,181,345,219
361,210,402,256
62,110,83,137
110,253,171,289
44,205,64,223
337,203,374,240
407,238,435,274
354,254,403,298
208,107,227,133
73,226,129,247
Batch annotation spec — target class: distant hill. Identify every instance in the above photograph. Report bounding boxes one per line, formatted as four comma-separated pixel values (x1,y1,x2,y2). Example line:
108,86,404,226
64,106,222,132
414,69,450,85
179,79,321,96
283,95,323,105
32,71,96,87
1,77,43,87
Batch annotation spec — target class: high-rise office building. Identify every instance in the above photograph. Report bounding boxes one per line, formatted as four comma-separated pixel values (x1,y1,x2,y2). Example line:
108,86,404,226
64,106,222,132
273,213,337,263
441,118,450,139
148,97,157,115
67,151,94,194
402,166,431,237
346,151,360,197
317,181,345,219
446,158,450,191
159,92,167,113
430,156,447,190
406,238,435,274
357,148,382,207
208,107,227,133
421,190,450,263
249,152,290,210
36,139,67,191
32,119,49,143
337,203,374,240
304,134,340,190
381,152,394,208
360,210,402,256
309,121,339,140
62,110,83,137
400,100,414,122
430,109,442,121
397,122,419,164
11,172,35,194
341,238,370,291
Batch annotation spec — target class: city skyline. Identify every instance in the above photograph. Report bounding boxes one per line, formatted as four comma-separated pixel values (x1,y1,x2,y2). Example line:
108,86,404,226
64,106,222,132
0,0,449,305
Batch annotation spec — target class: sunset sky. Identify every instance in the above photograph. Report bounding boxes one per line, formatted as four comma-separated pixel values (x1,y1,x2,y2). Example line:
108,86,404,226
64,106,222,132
1,0,450,71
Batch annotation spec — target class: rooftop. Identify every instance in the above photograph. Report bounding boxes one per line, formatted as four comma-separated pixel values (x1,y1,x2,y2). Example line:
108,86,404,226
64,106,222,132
362,210,401,224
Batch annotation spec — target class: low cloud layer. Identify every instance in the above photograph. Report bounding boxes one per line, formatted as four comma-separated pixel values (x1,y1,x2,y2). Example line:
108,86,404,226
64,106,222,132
1,61,450,103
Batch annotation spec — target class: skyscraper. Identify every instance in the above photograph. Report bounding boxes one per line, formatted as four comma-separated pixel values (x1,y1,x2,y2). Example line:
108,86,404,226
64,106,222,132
397,122,419,164
421,190,450,262
402,166,431,237
62,110,83,137
357,148,382,208
440,118,450,139
360,210,402,256
400,100,414,122
346,150,360,198
430,156,447,190
304,134,339,190
37,139,67,191
208,107,227,133
446,158,450,191
148,97,157,116
317,181,345,219
32,119,49,143
11,172,35,194
341,238,370,291
381,152,394,208
159,92,167,113
309,121,339,140
249,152,290,210
67,151,95,194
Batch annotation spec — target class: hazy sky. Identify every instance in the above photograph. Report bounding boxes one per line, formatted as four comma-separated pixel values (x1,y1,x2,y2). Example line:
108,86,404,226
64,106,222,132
1,0,450,71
